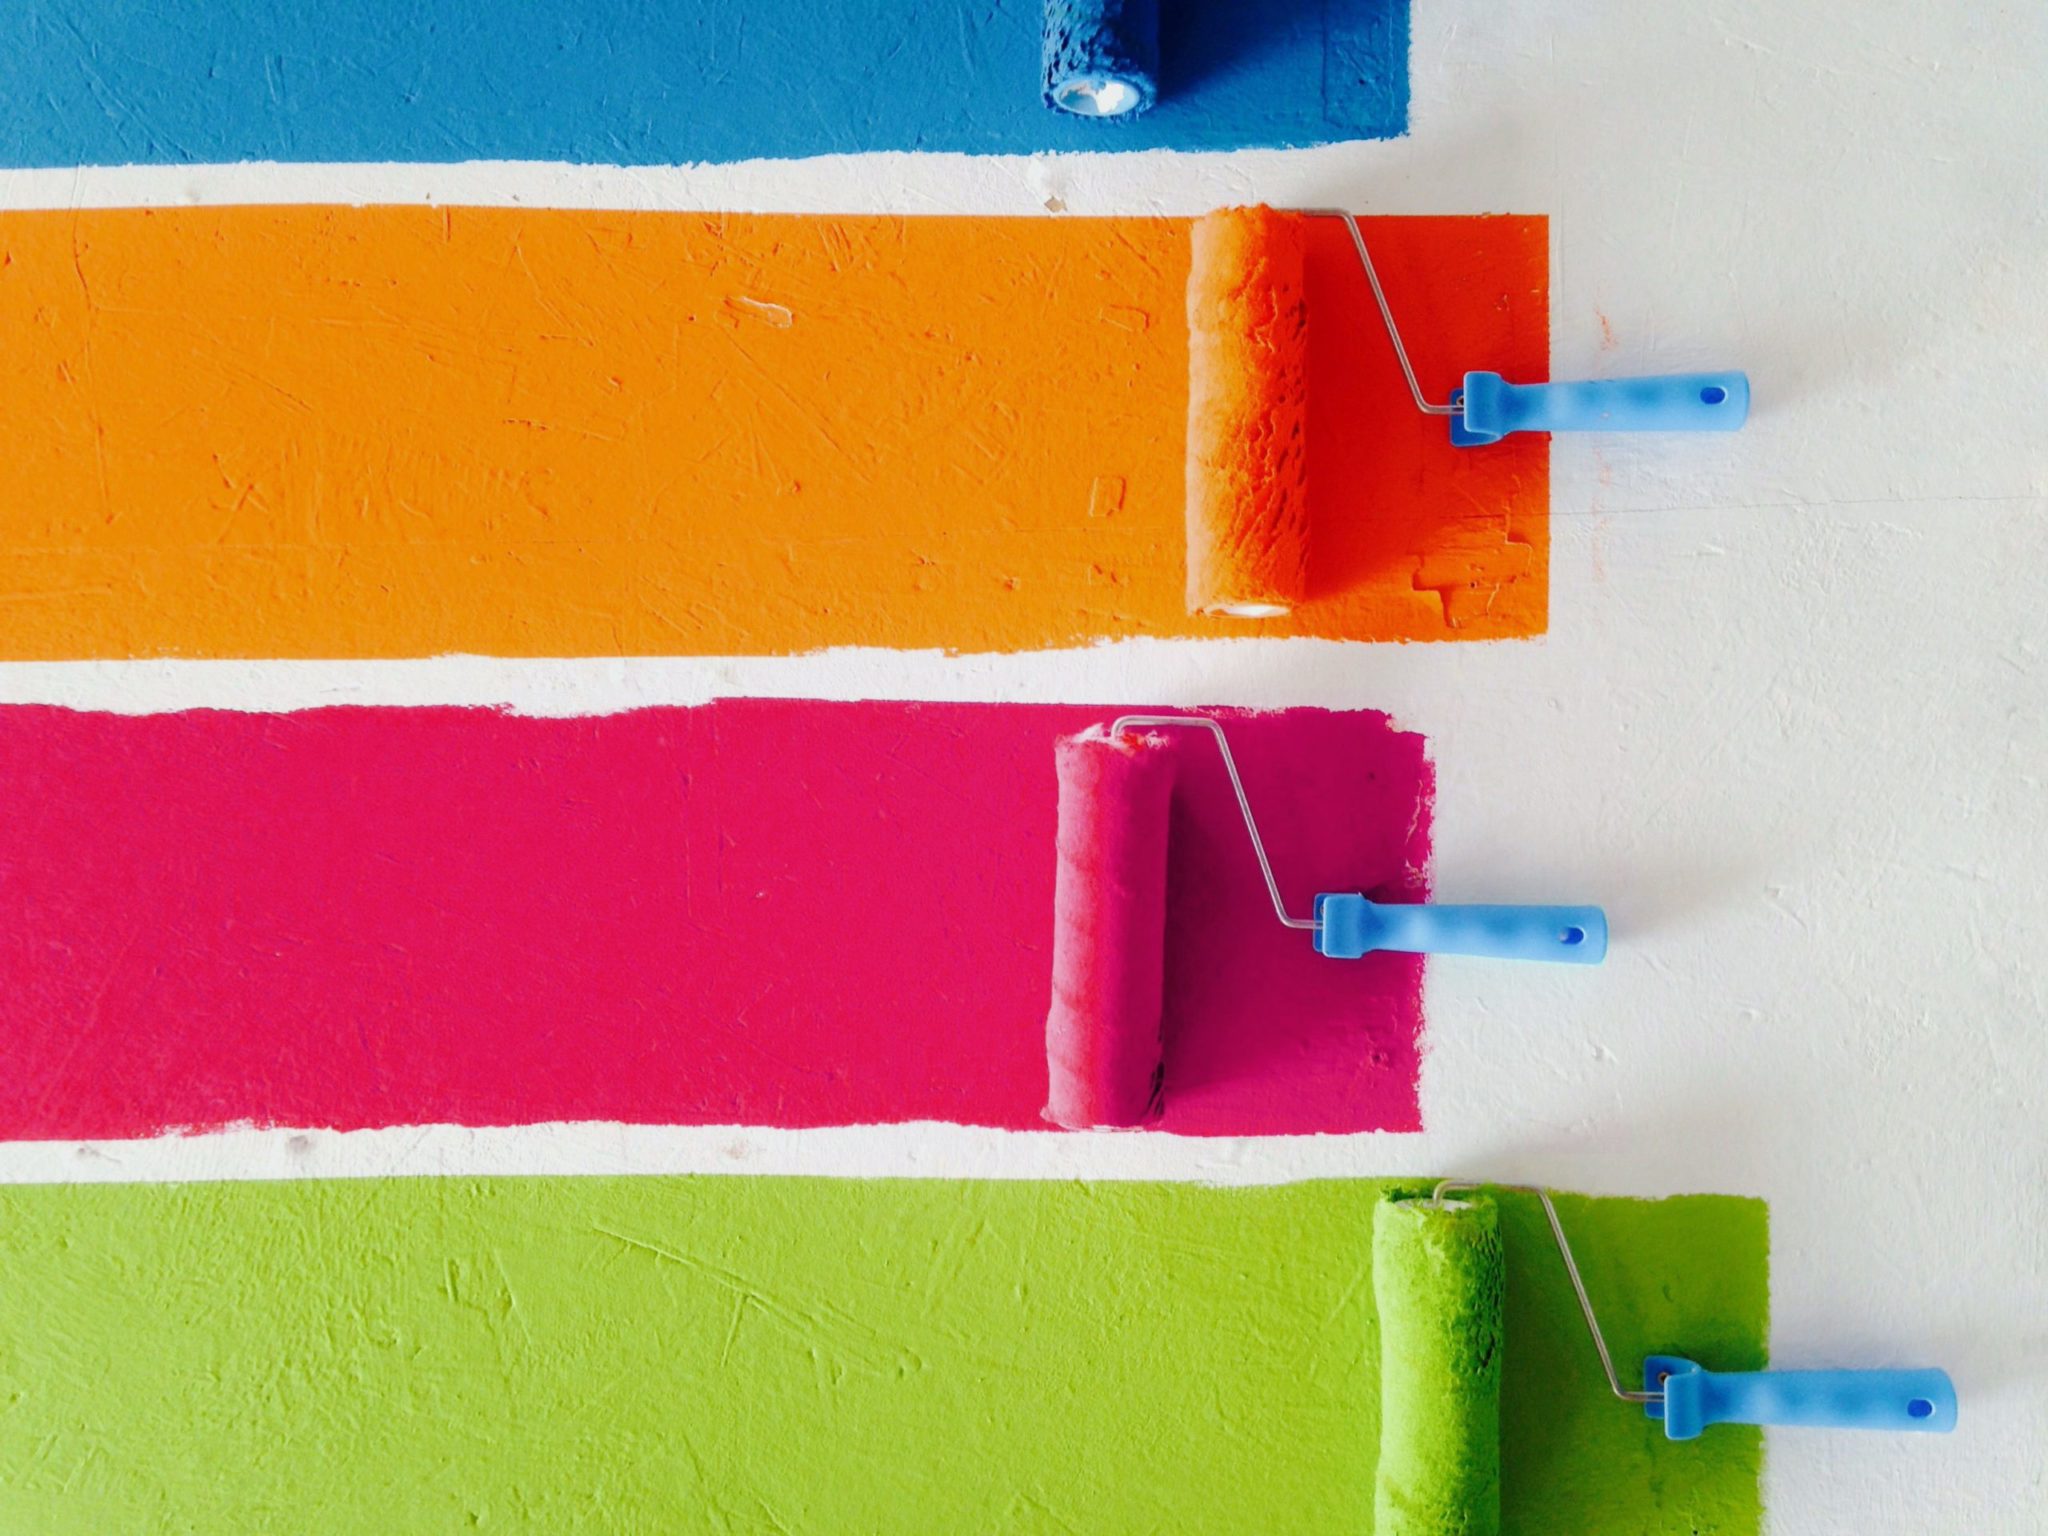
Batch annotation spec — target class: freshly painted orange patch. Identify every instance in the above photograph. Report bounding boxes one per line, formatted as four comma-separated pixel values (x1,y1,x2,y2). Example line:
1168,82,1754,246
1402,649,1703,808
0,208,1546,657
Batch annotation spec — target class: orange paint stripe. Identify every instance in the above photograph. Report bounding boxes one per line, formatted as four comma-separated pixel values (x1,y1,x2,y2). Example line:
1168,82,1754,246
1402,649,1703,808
0,208,1546,658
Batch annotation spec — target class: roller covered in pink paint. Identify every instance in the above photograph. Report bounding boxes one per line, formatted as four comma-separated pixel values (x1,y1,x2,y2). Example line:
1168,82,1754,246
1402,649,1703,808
1045,727,1175,1129
1043,715,1607,1128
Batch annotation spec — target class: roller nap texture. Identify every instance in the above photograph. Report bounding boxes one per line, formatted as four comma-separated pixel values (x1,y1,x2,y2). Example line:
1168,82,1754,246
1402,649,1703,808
1185,206,1311,617
1044,727,1175,1129
1373,1196,1505,1536
1042,0,1160,118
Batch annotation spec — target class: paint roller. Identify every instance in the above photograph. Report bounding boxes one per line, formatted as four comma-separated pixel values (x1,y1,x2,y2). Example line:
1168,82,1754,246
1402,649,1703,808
1042,0,1159,119
1044,726,1175,1130
1373,1195,1506,1533
1185,207,1312,617
1043,715,1606,1129
1369,1185,1954,1535
1183,205,1751,616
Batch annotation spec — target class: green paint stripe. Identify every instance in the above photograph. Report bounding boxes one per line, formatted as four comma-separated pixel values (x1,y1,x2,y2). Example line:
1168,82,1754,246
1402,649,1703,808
0,1178,1764,1534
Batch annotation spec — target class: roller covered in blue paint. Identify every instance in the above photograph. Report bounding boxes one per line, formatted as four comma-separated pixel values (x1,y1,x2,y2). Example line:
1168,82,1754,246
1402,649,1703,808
1043,0,1160,117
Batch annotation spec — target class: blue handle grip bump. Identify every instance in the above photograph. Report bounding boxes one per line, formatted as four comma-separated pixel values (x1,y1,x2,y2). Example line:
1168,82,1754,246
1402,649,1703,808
1313,894,1607,964
1646,1356,1957,1439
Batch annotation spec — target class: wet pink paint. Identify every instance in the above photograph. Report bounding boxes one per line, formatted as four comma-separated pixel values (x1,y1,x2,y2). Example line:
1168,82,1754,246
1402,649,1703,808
0,701,1431,1138
1045,727,1176,1130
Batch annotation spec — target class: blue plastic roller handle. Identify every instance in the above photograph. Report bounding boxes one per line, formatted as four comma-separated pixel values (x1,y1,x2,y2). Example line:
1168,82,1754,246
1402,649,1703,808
1312,895,1607,964
1646,1356,1958,1439
1451,370,1750,445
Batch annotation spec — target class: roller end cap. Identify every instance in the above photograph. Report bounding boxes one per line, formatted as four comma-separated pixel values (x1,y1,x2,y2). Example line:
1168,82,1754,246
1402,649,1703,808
1448,375,1504,446
1047,71,1155,117
1312,893,1371,959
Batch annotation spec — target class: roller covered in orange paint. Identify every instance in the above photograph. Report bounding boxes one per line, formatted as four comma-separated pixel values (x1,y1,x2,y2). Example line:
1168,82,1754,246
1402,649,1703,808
1183,206,1312,618
1181,206,1750,619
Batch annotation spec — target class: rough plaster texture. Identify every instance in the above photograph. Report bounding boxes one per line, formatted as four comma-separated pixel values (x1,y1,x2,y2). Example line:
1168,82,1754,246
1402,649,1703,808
0,701,1430,1137
0,0,1409,165
0,207,1545,654
0,1177,1763,1534
0,1,2041,1531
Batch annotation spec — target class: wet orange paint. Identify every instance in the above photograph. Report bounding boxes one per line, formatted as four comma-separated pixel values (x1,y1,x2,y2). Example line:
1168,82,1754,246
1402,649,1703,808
0,208,1547,658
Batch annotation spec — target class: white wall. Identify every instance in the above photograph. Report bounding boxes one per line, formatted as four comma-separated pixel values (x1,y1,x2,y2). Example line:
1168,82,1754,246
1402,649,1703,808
2,2,2043,1529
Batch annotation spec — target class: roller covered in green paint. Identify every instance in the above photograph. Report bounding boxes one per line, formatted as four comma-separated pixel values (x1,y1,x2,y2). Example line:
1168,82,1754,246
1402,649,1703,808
1372,1194,1505,1535
1383,1178,1957,1528
1366,1184,1959,1536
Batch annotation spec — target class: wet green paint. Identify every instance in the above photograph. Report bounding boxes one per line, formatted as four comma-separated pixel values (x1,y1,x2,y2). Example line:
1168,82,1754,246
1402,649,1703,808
0,1178,1765,1533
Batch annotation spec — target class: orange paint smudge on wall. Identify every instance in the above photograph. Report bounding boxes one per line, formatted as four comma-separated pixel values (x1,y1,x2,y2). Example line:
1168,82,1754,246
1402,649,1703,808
0,208,1547,658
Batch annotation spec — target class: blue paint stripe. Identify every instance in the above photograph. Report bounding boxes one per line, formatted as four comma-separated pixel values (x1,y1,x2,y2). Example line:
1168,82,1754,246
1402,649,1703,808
0,0,1408,169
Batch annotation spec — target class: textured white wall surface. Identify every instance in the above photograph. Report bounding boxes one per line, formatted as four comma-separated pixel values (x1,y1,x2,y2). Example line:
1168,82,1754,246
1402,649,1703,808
1,2,2042,1530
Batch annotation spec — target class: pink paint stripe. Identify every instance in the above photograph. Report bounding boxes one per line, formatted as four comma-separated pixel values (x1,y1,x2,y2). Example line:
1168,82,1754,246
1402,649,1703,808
0,702,1431,1138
